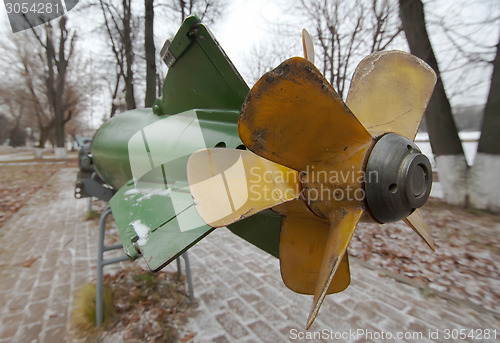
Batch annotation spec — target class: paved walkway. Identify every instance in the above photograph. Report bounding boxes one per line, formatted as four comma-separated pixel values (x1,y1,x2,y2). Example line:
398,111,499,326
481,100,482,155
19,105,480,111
0,168,498,342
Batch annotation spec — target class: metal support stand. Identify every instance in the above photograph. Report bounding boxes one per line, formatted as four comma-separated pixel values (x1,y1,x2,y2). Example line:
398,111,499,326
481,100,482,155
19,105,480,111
176,252,194,301
96,207,129,327
95,207,195,326
87,196,92,213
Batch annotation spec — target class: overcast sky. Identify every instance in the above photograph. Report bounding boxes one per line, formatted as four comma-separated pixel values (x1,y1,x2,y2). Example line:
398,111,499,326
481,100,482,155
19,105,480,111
0,0,498,127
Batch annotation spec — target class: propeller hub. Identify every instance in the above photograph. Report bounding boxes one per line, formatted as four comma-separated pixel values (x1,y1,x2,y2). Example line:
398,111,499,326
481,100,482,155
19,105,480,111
365,133,432,223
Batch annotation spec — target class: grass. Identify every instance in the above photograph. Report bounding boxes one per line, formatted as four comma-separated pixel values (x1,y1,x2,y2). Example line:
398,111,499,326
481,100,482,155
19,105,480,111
84,210,101,221
70,266,191,341
71,283,115,333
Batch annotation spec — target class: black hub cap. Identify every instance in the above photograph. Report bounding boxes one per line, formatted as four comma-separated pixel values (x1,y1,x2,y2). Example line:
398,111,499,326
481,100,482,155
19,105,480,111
365,133,432,223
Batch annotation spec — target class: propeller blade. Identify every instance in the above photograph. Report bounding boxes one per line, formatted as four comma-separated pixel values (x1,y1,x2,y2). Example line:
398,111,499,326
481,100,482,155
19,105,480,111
302,28,315,64
187,148,300,227
346,50,437,140
279,212,350,295
306,207,363,329
404,209,435,251
239,57,373,172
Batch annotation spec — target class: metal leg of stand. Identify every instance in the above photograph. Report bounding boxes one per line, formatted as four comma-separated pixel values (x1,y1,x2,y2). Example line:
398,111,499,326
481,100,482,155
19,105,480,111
96,207,129,327
95,207,194,325
96,207,111,327
176,257,182,277
181,252,194,301
87,196,92,213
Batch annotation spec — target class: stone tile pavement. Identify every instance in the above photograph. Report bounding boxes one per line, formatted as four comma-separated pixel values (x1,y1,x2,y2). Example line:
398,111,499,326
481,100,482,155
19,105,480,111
181,230,500,343
0,167,499,342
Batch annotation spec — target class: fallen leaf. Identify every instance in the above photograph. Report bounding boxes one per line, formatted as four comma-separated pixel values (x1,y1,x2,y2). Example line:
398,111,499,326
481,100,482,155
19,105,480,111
21,256,39,268
181,332,196,342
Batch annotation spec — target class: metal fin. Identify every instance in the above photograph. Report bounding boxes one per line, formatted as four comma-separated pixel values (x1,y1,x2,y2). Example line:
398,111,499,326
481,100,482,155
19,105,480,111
346,50,436,140
239,57,372,172
279,213,350,295
306,207,363,329
404,209,435,251
302,28,315,64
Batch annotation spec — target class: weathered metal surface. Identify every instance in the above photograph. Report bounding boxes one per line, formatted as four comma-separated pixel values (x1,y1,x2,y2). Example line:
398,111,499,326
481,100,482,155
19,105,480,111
306,206,364,329
110,179,214,271
302,29,314,64
403,209,435,251
226,209,282,258
346,50,436,140
278,208,351,295
365,133,433,223
239,57,373,174
93,109,244,190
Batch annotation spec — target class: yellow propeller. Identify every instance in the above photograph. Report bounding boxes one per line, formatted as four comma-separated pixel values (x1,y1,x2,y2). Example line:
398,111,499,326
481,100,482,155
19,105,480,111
187,35,437,329
346,50,436,140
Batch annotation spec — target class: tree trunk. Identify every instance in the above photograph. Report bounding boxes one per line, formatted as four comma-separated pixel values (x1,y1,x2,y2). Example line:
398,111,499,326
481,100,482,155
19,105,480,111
45,25,62,147
468,31,500,212
157,73,162,98
123,0,136,110
144,0,157,107
399,0,468,206
55,17,68,152
38,121,54,148
110,73,121,118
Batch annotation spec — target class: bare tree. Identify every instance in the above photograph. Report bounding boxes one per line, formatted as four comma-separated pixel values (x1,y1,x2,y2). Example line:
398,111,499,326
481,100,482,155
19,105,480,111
0,24,87,149
0,114,14,145
159,0,224,25
399,0,468,207
425,0,499,104
468,30,500,212
400,0,500,212
90,0,224,117
286,0,403,98
0,85,28,147
16,42,55,147
99,0,138,115
152,0,226,101
368,0,403,52
144,0,156,107
25,16,77,155
0,33,56,148
242,39,294,86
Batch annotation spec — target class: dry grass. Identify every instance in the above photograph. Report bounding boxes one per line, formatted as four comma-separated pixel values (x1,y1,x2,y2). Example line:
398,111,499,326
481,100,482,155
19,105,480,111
70,266,193,342
71,283,115,333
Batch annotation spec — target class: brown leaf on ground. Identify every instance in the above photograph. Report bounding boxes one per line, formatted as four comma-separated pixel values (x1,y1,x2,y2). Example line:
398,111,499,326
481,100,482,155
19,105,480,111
180,332,196,342
0,160,77,228
21,256,39,268
95,265,197,343
350,198,500,313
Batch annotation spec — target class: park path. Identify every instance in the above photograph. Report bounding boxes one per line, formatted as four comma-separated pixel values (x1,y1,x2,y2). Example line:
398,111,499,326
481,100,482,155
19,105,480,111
0,168,498,342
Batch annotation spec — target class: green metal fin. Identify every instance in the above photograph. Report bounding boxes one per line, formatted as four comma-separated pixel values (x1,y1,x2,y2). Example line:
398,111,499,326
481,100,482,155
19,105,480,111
110,179,213,271
155,15,249,115
227,210,282,258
